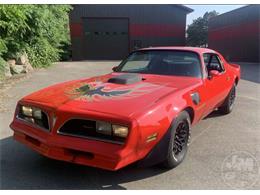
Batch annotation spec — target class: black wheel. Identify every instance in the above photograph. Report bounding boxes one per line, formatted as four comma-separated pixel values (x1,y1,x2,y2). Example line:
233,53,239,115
161,111,191,169
218,83,236,114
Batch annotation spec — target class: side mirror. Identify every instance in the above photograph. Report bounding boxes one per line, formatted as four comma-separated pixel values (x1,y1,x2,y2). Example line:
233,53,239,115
208,70,220,79
112,66,118,72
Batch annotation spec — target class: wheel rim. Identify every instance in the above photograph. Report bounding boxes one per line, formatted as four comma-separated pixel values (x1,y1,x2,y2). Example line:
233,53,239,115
229,86,236,108
172,120,189,157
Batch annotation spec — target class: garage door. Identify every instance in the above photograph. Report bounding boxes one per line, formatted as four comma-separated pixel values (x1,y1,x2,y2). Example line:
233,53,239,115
82,18,129,60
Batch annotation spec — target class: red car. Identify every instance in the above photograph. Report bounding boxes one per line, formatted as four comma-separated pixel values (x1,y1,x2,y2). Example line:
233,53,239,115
10,47,240,171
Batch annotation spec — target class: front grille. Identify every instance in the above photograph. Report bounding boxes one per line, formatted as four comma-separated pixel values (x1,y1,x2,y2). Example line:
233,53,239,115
58,119,125,144
59,119,96,136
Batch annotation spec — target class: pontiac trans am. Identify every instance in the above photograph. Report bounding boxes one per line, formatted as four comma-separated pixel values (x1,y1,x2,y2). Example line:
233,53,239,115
10,47,240,170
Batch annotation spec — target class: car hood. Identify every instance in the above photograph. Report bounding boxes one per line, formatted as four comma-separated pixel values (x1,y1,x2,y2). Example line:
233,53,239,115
22,73,201,117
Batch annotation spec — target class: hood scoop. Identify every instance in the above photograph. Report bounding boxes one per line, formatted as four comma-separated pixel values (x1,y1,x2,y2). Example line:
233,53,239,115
108,73,142,84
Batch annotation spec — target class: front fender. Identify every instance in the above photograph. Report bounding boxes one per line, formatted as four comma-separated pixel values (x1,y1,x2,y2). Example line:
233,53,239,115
133,91,195,162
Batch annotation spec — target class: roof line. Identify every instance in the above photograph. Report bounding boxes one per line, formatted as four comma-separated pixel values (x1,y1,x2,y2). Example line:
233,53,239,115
173,5,194,13
210,5,252,21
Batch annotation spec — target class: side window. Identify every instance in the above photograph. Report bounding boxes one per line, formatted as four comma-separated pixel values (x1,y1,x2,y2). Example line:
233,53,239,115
204,53,224,73
203,54,211,66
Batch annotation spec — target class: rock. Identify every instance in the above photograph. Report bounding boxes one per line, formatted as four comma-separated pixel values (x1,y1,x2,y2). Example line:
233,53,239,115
21,63,33,73
6,54,33,75
21,65,28,73
25,63,33,72
7,59,16,66
4,63,12,77
17,53,29,65
10,64,24,74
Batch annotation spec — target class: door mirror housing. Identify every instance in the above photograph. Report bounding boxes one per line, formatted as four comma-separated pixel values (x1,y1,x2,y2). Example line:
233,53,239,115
208,70,220,79
112,66,118,72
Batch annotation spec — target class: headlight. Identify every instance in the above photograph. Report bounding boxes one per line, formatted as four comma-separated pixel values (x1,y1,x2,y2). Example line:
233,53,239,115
96,121,112,135
96,122,129,138
24,116,34,123
18,105,49,130
112,125,129,138
21,106,42,119
22,106,33,117
33,109,42,120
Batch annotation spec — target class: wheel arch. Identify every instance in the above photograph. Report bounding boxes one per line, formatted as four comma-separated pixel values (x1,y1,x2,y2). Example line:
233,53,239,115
235,77,239,86
182,106,195,124
137,107,192,168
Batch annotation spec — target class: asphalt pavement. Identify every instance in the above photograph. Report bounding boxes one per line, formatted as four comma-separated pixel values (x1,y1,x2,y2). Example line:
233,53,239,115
0,61,259,189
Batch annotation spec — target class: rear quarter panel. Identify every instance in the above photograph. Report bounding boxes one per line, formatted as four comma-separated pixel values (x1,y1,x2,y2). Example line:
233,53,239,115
228,63,241,82
218,52,241,83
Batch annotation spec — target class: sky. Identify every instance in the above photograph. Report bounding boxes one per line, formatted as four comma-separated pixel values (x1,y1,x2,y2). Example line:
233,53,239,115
185,5,246,26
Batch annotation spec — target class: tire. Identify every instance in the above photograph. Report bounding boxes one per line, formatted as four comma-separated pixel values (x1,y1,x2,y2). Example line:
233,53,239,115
161,111,191,169
218,83,236,115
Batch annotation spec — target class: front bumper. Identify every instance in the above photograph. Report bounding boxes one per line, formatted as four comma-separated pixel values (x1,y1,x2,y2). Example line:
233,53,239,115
10,120,139,171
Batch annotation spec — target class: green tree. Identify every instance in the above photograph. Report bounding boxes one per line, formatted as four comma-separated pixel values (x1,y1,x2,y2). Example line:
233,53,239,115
0,5,71,68
186,10,218,47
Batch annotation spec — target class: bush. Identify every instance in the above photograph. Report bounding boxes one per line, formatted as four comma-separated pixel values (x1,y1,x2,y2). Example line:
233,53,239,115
0,39,7,55
0,57,6,80
25,38,60,68
0,5,71,72
59,41,72,61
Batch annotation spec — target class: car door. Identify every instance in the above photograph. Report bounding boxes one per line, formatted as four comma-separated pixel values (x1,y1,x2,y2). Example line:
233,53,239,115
203,53,232,113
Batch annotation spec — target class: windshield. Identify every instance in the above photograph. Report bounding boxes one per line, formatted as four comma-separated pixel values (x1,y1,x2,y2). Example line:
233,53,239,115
117,50,202,78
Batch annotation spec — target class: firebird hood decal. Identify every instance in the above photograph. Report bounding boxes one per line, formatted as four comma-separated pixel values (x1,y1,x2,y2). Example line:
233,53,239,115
67,81,162,102
77,85,130,97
